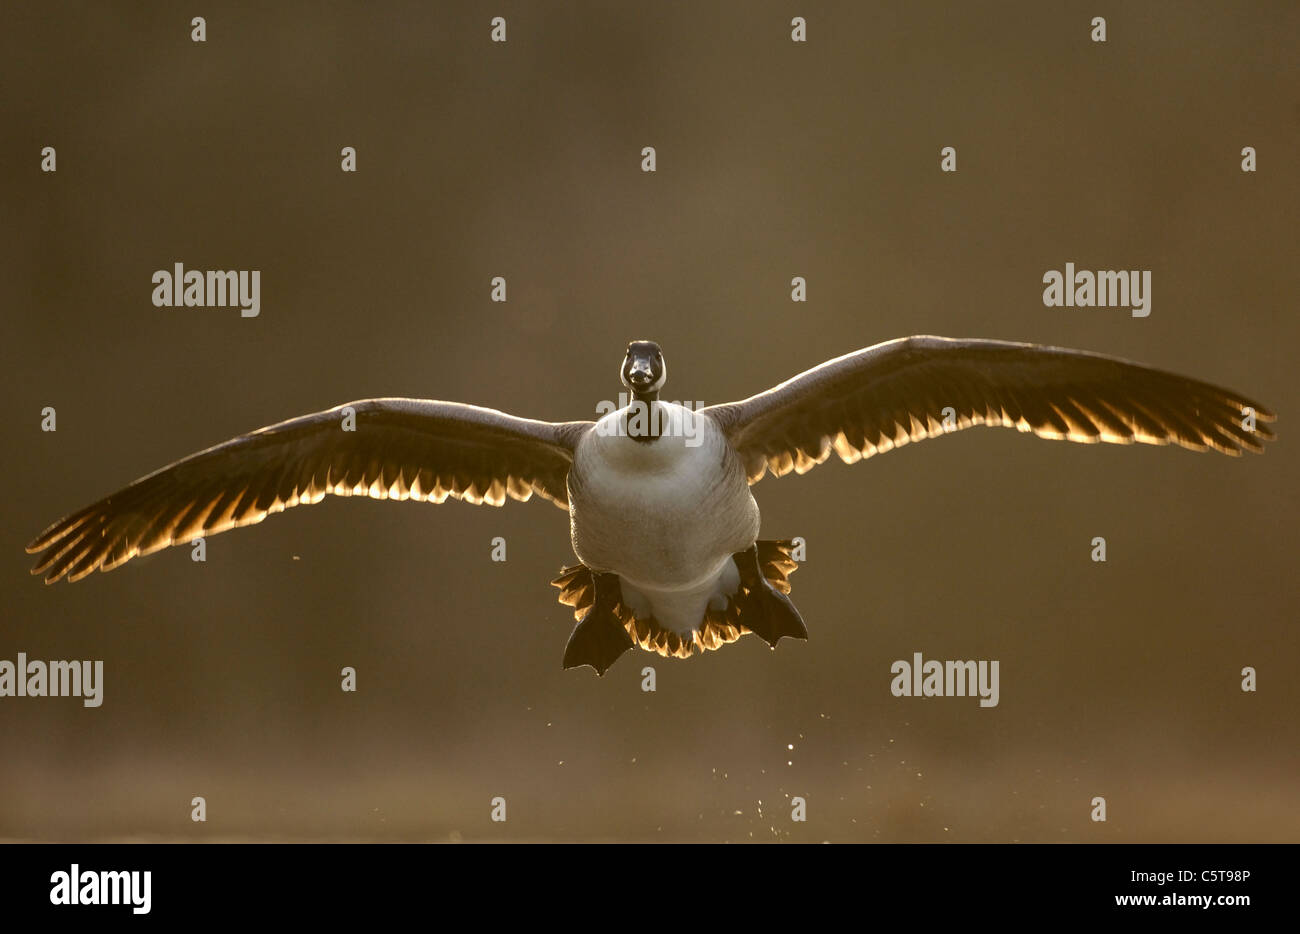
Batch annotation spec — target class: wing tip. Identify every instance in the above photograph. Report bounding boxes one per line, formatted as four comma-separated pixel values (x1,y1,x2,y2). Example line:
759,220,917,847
26,524,69,554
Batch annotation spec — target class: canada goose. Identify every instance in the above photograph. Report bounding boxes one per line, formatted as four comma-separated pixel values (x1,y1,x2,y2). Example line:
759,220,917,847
27,336,1274,675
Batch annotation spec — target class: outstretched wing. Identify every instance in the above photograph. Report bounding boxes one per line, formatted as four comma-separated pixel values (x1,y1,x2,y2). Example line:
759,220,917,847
703,336,1275,483
28,398,590,583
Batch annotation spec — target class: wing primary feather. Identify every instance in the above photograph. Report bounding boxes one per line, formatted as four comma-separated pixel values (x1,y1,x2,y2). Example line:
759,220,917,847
711,337,1273,486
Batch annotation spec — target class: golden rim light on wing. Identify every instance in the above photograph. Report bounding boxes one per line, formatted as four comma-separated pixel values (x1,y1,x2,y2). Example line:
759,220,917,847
27,399,589,584
702,336,1275,484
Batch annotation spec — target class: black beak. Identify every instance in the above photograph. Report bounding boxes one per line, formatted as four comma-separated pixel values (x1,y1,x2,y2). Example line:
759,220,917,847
626,360,655,387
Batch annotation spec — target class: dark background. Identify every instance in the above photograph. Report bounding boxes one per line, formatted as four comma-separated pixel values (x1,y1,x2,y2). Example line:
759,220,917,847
2,1,1296,841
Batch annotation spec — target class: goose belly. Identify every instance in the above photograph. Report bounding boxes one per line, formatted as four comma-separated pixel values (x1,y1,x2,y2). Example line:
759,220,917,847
568,410,759,634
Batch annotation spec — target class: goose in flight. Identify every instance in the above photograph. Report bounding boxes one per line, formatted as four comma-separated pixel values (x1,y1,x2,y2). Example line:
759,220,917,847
27,336,1274,675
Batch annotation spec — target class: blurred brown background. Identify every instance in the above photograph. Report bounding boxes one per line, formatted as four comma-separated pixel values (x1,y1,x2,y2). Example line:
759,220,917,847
1,1,1296,842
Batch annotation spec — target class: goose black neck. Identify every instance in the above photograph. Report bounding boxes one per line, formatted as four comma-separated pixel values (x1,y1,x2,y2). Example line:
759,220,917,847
629,393,660,445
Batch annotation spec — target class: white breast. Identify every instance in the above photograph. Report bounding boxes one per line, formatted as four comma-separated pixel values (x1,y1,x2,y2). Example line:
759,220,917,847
567,404,760,635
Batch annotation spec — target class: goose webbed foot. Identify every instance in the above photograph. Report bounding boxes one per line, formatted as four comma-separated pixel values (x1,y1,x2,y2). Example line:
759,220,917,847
733,545,808,648
562,571,634,676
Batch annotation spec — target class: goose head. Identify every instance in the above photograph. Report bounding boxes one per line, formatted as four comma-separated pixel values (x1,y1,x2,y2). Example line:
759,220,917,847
621,340,666,402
